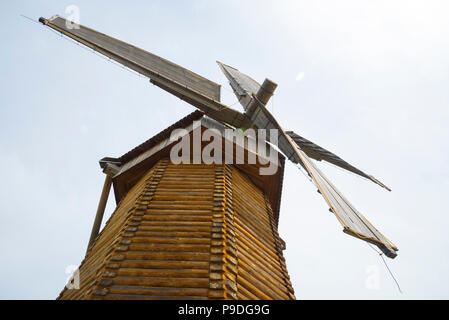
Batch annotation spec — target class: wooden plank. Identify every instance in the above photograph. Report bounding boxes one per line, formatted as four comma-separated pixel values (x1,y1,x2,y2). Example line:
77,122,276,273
41,16,221,101
117,268,209,278
112,276,209,288
108,286,208,297
124,251,210,262
119,260,209,270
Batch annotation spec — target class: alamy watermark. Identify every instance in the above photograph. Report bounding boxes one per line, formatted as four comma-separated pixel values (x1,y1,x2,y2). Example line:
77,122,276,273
65,5,80,29
65,265,80,289
169,121,280,175
365,265,380,290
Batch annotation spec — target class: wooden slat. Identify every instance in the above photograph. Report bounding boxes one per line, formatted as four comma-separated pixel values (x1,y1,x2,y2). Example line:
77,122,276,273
231,167,294,300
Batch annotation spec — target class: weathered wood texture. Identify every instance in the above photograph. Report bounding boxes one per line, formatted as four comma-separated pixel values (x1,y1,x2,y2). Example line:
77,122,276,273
58,159,294,300
42,16,221,101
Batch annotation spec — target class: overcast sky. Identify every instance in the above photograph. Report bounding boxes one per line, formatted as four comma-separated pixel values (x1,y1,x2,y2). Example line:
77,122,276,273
1,1,448,299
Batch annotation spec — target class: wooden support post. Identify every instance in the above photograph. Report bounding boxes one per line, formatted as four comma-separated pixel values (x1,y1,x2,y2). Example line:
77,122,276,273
86,174,113,253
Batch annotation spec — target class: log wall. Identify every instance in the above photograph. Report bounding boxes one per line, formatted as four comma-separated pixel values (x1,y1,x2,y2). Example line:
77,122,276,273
58,159,295,300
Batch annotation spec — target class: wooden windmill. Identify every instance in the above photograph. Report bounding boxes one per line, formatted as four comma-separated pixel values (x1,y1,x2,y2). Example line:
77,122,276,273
39,15,398,300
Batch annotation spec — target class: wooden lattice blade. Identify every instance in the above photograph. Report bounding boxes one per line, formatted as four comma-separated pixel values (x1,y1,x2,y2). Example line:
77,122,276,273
217,61,261,111
39,15,251,129
248,98,398,258
286,131,391,191
217,61,391,191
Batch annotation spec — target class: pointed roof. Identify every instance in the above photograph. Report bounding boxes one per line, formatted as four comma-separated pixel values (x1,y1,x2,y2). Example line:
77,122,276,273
103,112,286,224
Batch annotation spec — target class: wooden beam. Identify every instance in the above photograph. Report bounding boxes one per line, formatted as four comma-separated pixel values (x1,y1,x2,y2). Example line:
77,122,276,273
86,174,113,253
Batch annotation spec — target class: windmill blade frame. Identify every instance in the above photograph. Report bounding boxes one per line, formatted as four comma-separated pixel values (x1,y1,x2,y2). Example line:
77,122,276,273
38,15,252,129
286,131,391,191
290,139,398,258
218,61,390,191
246,94,398,258
216,62,398,258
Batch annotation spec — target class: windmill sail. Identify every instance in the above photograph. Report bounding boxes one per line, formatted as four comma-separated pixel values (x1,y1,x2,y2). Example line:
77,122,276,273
286,131,391,191
254,96,398,258
218,62,398,258
39,15,251,129
218,61,390,191
217,61,260,111
289,142,398,258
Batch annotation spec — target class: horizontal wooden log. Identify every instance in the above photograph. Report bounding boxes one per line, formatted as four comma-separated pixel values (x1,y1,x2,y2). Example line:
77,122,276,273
134,231,211,238
112,276,210,288
127,243,210,253
119,260,209,270
140,217,212,224
117,268,209,278
124,251,210,262
238,267,288,300
137,225,211,232
108,285,208,297
131,236,210,245
102,294,208,300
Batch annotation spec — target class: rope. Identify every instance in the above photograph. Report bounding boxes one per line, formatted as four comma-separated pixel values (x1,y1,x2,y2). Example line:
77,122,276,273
39,22,145,80
20,14,41,25
221,84,237,95
380,252,403,294
220,94,245,111
228,97,244,108
367,243,403,294
294,162,314,184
